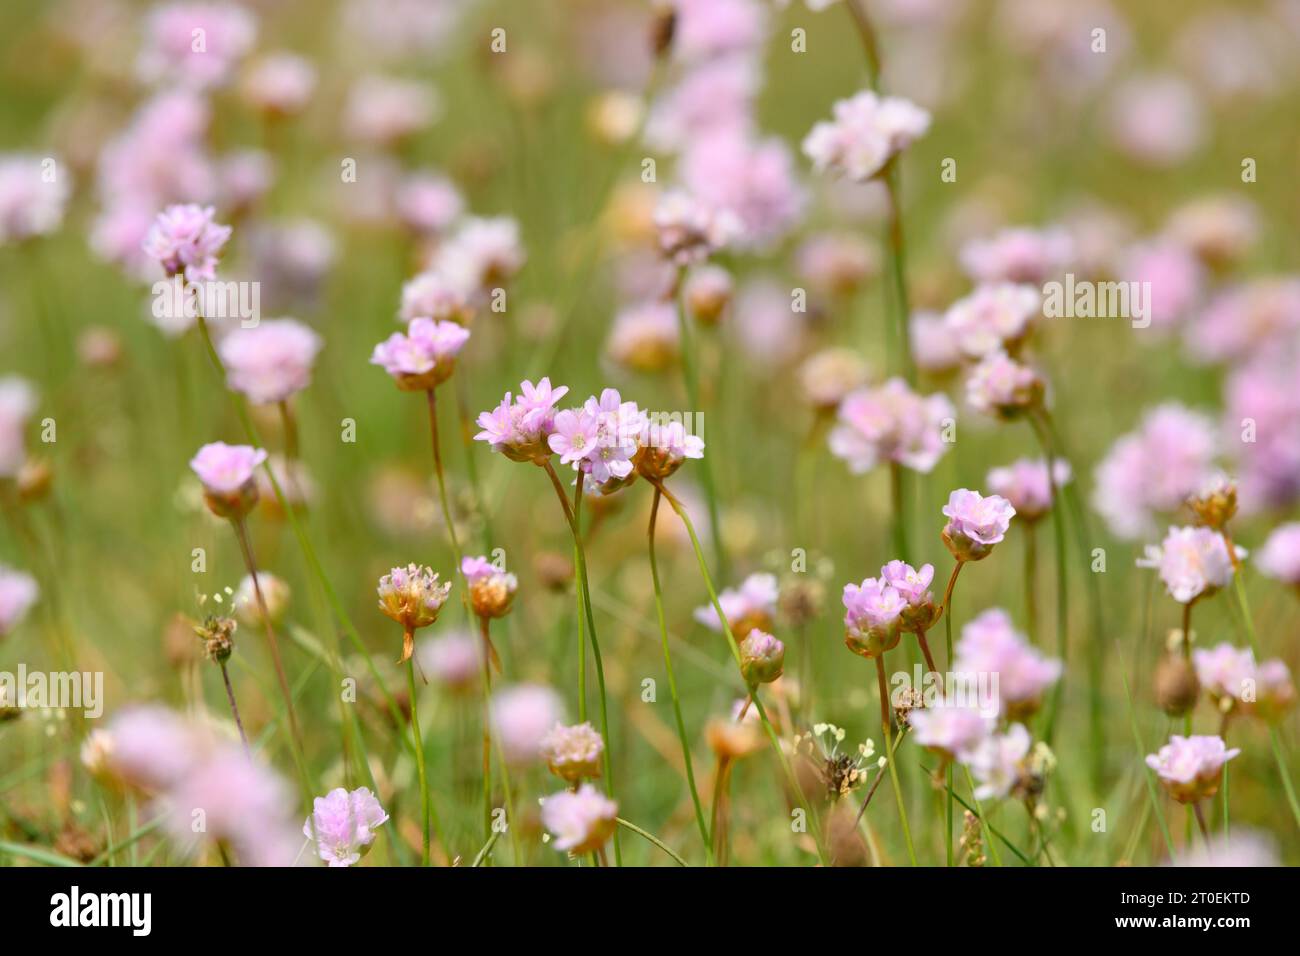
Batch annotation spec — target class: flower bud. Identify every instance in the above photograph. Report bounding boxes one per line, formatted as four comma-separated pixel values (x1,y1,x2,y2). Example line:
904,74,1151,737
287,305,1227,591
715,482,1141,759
1187,474,1237,531
683,265,732,327
1154,652,1200,717
739,630,785,685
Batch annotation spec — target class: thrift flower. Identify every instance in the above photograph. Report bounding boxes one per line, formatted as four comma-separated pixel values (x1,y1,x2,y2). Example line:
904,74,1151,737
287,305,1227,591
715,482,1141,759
803,89,930,181
1193,642,1256,707
1257,523,1300,589
370,317,470,391
880,560,938,631
634,418,704,481
435,216,525,297
219,319,323,404
399,270,473,325
960,227,1074,285
798,348,870,412
416,630,480,693
1145,734,1239,803
462,555,518,619
842,577,905,659
143,203,232,281
965,723,1033,800
0,154,70,243
944,282,1043,359
540,721,605,782
190,442,267,518
1137,526,1236,604
942,489,1016,561
138,2,257,89
303,787,389,867
986,457,1071,522
954,608,1062,718
965,350,1043,419
829,378,954,474
540,783,618,854
377,564,452,661
491,684,564,766
474,378,569,464
652,189,740,265
0,376,37,478
739,629,785,684
909,705,992,761
694,572,779,639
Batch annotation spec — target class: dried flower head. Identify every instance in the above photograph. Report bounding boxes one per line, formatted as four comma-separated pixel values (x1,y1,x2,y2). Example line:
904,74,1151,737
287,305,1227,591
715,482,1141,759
540,721,605,783
377,564,452,661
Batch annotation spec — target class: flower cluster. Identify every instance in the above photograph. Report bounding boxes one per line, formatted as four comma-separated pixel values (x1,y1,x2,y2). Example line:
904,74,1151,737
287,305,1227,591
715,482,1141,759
1146,734,1239,803
694,572,778,639
1137,525,1236,604
941,489,1016,562
954,609,1062,719
303,786,389,867
828,378,954,475
802,89,931,181
370,318,470,391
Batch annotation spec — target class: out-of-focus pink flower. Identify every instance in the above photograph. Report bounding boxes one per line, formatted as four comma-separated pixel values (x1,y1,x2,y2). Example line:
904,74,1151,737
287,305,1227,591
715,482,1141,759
955,608,1061,717
798,348,870,411
0,565,39,637
474,378,570,464
829,378,954,474
190,441,266,499
1146,734,1239,803
842,577,905,658
679,131,805,250
1137,526,1236,604
491,684,565,766
303,786,388,867
803,89,930,182
370,317,469,391
1165,195,1259,270
1224,356,1300,513
682,264,733,325
964,722,1032,800
1106,74,1205,167
143,203,232,281
653,190,740,265
1186,277,1300,366
1092,403,1218,539
416,630,480,692
395,172,463,237
0,154,70,244
671,0,769,63
645,57,758,153
1117,241,1203,331
218,149,273,214
242,52,316,116
344,75,438,146
1193,642,1256,704
986,457,1071,522
606,301,679,372
909,704,992,760
911,310,963,375
1257,522,1300,587
399,270,473,325
731,278,806,367
695,572,779,638
0,376,37,478
219,319,322,405
960,227,1073,285
540,782,618,854
795,232,879,298
1170,829,1279,867
941,488,1016,561
434,216,525,297
944,283,1042,359
540,722,605,782
90,705,208,793
964,350,1043,418
137,3,257,90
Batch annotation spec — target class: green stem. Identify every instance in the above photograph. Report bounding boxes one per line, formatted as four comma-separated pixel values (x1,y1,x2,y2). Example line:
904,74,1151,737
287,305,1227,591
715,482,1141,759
942,560,962,866
617,816,689,866
876,655,917,865
478,616,494,845
1116,638,1175,855
406,653,430,866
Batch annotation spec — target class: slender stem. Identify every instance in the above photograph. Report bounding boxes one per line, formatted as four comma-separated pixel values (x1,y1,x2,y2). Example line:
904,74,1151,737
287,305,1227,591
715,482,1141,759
889,461,908,558
218,661,249,751
856,725,908,824
471,828,501,868
915,629,940,679
710,757,733,866
1117,638,1175,855
1024,522,1038,643
1028,414,1068,744
427,389,466,572
942,560,962,866
1193,801,1211,843
406,652,430,867
478,615,494,844
278,400,299,461
648,488,712,858
616,817,688,866
1181,602,1194,736
876,655,916,865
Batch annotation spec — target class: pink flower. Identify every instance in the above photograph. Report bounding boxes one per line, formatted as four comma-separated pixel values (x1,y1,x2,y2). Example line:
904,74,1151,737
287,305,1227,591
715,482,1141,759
0,565,39,637
395,172,463,237
540,722,605,782
91,705,207,793
842,577,905,658
474,378,570,464
829,378,954,474
1170,830,1279,868
960,227,1073,285
798,348,870,411
635,418,705,480
137,3,257,89
462,555,518,618
653,190,740,265
434,216,525,297
803,89,930,182
880,560,937,630
606,300,680,372
1092,403,1218,539
1193,642,1256,704
679,131,806,250
190,440,266,498
1118,241,1203,330
646,58,757,152
1223,356,1300,513
911,310,963,374
1165,195,1259,270
540,783,618,854
343,75,438,146
954,608,1062,716
377,565,452,646
795,232,879,298
738,629,785,684
965,723,1032,800
941,488,1016,561
694,572,779,638
1137,526,1235,604
143,204,232,281
399,270,472,324
491,684,565,766
986,457,1071,522
242,53,317,116
965,350,1043,418
1187,277,1300,366
1257,522,1300,586
219,319,323,404
547,409,601,468
0,154,70,243
944,283,1042,358
1107,74,1205,168
0,376,37,478
416,630,479,692
370,317,470,391
909,704,992,760
303,786,389,867
1145,734,1239,803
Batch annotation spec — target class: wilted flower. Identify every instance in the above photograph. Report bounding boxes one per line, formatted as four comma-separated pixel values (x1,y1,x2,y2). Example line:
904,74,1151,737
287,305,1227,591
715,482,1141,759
190,442,267,518
540,783,618,854
219,319,323,404
540,721,605,782
842,577,905,659
694,572,778,639
1137,526,1236,604
739,629,785,684
462,555,518,619
1186,474,1237,531
303,787,389,867
803,89,930,181
0,566,39,637
986,458,1071,522
143,204,232,281
1145,734,1239,803
370,317,470,391
829,378,954,474
941,489,1016,561
377,564,452,661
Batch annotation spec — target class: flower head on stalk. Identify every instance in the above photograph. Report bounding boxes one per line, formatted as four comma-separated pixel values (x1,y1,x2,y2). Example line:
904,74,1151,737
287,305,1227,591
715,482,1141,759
683,264,733,326
793,722,876,800
942,488,1016,562
828,378,954,474
739,629,785,685
1145,734,1239,803
370,317,470,391
461,555,517,619
219,318,323,405
491,683,565,767
798,347,870,413
399,270,474,325
547,388,647,488
635,417,705,481
842,577,905,659
909,704,993,762
954,609,1062,720
540,721,605,783
963,722,1034,801
190,442,267,519
1137,525,1236,605
303,786,389,867
0,153,71,243
986,457,1071,523
377,564,452,662
1258,522,1300,592
143,203,231,281
694,572,779,640
474,378,569,464
965,350,1044,420
541,783,617,855
1186,473,1238,531
944,282,1043,359
880,560,938,632
802,89,931,182
653,190,739,266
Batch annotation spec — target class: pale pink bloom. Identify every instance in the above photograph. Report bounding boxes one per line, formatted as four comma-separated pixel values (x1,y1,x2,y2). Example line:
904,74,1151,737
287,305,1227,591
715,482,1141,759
672,0,769,63
434,216,525,296
395,172,463,236
219,319,322,405
731,278,806,366
1137,526,1236,604
344,75,438,146
798,348,870,410
540,783,618,853
416,630,479,692
682,264,733,322
0,376,37,478
909,704,992,759
829,378,954,474
645,58,757,153
1165,195,1259,269
638,418,705,469
0,154,70,243
679,131,805,249
1224,357,1300,513
1107,74,1205,167
1092,404,1218,539
795,232,879,297
803,89,930,182
964,350,1042,417
606,300,679,372
491,684,565,766
1257,522,1300,586
242,52,316,116
540,722,605,782
370,317,469,390
1145,734,1239,802
944,283,1042,358
964,723,1032,800
575,389,646,485
143,204,231,281
880,560,934,609
653,190,740,265
694,572,779,634
911,310,963,374
398,270,471,324
1172,10,1280,102
955,608,1062,713
475,378,570,462
0,565,39,637
303,787,389,867
942,488,1016,560
1117,241,1203,330
218,149,273,213
986,458,1071,522
1170,830,1279,867
738,629,785,684
96,705,208,792
1193,643,1256,703
190,442,267,496
960,227,1073,285
842,577,906,650
1186,277,1300,365
548,409,600,467
137,2,257,89
996,0,1130,95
